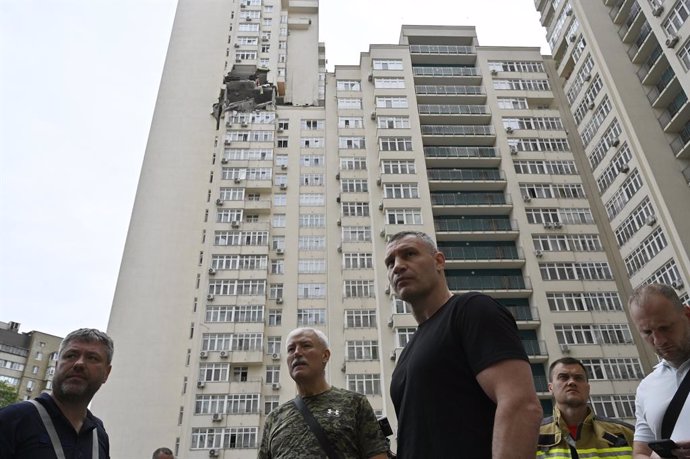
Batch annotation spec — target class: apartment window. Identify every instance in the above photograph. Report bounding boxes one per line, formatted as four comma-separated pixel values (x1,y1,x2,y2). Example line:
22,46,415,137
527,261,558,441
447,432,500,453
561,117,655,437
597,144,633,194
379,137,413,151
214,231,269,247
338,117,364,128
237,36,259,45
232,366,248,382
386,208,422,225
298,236,325,250
605,169,644,220
299,193,325,205
581,96,613,147
374,77,405,88
580,358,644,381
342,226,371,242
346,374,381,395
272,214,286,228
336,80,361,91
344,280,375,297
342,202,370,217
211,254,268,270
341,179,368,193
340,157,368,170
217,209,244,223
662,0,690,35
615,197,656,247
299,214,325,227
539,262,613,281
588,120,623,170
300,154,324,167
559,208,595,224
493,79,550,91
624,227,668,276
265,366,280,384
298,259,326,273
643,259,682,287
547,292,622,312
590,394,636,419
346,341,379,360
301,119,325,130
383,183,419,199
555,324,633,345
236,51,258,61
532,234,602,252
191,427,258,449
488,61,545,73
343,253,374,269
199,363,230,382
381,160,416,174
266,337,281,355
397,328,417,347
238,23,260,32
272,236,285,251
219,188,245,201
496,98,529,110
520,183,586,199
208,279,266,296
224,148,273,161
277,137,288,148
264,395,280,415
268,309,282,326
393,298,412,314
297,308,326,324
273,194,286,206
372,59,403,70
300,173,325,186
206,305,264,323
679,38,690,70
513,160,578,175
503,117,563,131
339,136,366,149
202,333,233,351
196,394,260,415
376,96,408,108
509,138,570,152
297,284,326,299
345,310,377,328
300,137,325,148
337,98,362,109
239,10,260,19
377,116,410,129
269,284,283,300
270,259,284,274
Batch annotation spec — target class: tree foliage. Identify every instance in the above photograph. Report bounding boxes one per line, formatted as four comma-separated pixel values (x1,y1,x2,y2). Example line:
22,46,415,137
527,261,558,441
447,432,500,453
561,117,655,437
0,381,19,408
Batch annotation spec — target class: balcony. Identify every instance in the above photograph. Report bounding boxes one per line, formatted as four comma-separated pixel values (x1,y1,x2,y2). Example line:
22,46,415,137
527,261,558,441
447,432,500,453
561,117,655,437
523,339,548,362
409,44,476,65
440,245,524,269
421,124,496,146
618,3,643,44
412,66,482,85
417,104,491,124
658,91,690,132
446,272,532,298
611,0,635,25
427,168,505,191
671,121,690,159
424,146,500,167
415,84,485,104
435,216,519,241
636,45,664,84
287,0,318,13
505,306,540,329
431,192,512,216
533,373,549,394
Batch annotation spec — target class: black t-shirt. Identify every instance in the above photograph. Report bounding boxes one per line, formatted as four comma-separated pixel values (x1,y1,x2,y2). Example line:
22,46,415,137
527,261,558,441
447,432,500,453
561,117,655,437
390,293,528,459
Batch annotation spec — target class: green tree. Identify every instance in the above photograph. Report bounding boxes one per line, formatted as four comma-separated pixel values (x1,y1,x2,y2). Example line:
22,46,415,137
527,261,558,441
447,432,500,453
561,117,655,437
0,381,19,408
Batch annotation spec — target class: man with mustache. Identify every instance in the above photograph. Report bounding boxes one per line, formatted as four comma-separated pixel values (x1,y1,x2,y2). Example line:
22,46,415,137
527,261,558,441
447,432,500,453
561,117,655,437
537,357,633,458
385,231,542,458
0,328,113,459
629,284,690,459
258,327,388,458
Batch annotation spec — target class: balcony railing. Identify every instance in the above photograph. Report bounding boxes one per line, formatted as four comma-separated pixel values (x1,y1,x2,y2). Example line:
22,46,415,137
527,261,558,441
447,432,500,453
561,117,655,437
505,305,539,322
415,85,484,96
435,217,516,232
424,146,498,158
409,44,475,55
417,104,489,115
440,245,520,261
427,169,503,181
413,66,480,77
421,125,495,136
446,275,527,291
431,192,507,205
533,374,548,393
522,339,548,357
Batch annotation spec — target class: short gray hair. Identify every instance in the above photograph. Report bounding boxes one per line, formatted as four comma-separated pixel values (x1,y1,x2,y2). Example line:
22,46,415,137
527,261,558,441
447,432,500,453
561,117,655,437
629,283,684,312
286,327,329,350
386,231,438,253
59,328,114,364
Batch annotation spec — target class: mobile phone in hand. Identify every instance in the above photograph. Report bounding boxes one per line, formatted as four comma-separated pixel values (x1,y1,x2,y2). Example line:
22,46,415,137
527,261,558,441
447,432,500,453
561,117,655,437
648,439,679,458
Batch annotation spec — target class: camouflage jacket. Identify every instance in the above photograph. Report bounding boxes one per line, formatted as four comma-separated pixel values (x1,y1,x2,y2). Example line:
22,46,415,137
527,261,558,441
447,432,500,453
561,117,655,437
258,387,388,459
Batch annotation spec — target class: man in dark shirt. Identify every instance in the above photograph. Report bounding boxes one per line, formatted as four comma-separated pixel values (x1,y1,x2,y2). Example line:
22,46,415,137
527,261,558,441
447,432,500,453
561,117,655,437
0,328,113,458
385,231,542,458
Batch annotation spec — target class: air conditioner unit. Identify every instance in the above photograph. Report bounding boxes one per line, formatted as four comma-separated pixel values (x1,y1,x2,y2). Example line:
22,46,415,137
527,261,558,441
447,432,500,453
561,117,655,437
490,69,498,76
212,413,223,422
646,215,657,226
534,249,543,258
666,34,680,48
672,280,685,289
197,381,206,388
234,43,240,48
335,173,340,180
341,363,346,372
378,202,384,210
505,126,514,134
272,353,281,361
587,102,595,110
224,140,232,146
553,222,563,229
231,221,240,228
510,146,518,155
280,183,287,190
367,74,373,82
281,164,288,170
370,111,377,120
208,268,217,275
376,177,382,186
262,37,269,42
565,8,573,16
209,450,219,458
390,350,397,361
559,344,570,354
336,219,341,226
276,248,285,255
619,164,630,173
272,383,281,390
25,386,32,392
544,222,554,229
241,122,249,128
337,245,342,253
522,195,532,202
584,74,592,82
221,158,229,164
235,58,242,63
611,138,620,147
234,178,242,184
569,34,577,43
387,316,394,327
216,198,224,206
385,286,391,294
336,195,341,203
219,351,228,358
380,228,386,237
276,297,283,304
276,128,284,133
245,16,252,21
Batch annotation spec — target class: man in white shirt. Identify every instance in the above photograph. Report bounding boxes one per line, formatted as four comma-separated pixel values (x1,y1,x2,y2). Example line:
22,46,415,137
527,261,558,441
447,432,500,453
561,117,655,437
629,283,690,458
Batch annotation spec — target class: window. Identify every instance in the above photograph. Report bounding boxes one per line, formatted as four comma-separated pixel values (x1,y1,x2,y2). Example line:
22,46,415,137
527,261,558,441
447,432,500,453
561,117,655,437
301,119,325,130
299,193,325,205
267,309,282,326
397,328,417,347
265,365,280,384
597,144,634,194
300,173,325,186
588,120,623,170
206,305,264,323
497,98,529,110
337,98,362,109
272,236,285,250
340,157,368,170
539,262,613,281
297,284,326,299
217,209,243,223
336,80,361,91
508,138,570,152
273,194,286,206
211,254,268,270
267,337,281,355
376,96,408,108
642,259,682,287
343,253,373,269
580,358,644,381
393,298,412,314
386,208,422,224
493,79,550,91
191,427,258,449
555,324,633,345
381,160,416,174
547,292,622,312
339,136,366,149
269,284,283,299
300,154,324,167
342,226,371,242
277,137,288,148
345,310,377,328
663,0,690,35
624,227,667,276
346,374,381,395
344,280,375,297
338,117,364,128
341,179,369,193
195,394,260,415
346,341,379,360
377,116,410,129
372,59,403,70
238,23,260,32
383,183,419,199
605,169,644,220
374,77,405,88
342,202,370,217
208,279,266,296
488,60,545,73
297,308,326,324
513,160,578,175
379,137,413,151
300,137,325,148
299,214,325,227
264,395,280,415
272,214,286,228
615,197,655,247
199,363,230,382
532,234,602,252
298,236,325,250
298,259,326,273
590,394,636,419
223,148,273,161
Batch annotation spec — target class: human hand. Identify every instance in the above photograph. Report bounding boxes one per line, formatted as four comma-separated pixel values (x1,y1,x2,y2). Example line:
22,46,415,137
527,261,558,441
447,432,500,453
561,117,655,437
671,440,690,459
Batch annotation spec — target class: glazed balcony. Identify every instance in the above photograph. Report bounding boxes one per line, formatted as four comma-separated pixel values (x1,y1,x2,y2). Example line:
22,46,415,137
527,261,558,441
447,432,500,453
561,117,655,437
440,245,524,269
409,44,476,65
421,124,496,146
424,146,500,167
445,273,532,298
412,66,482,85
417,104,491,124
415,84,486,104
435,216,519,241
427,168,506,191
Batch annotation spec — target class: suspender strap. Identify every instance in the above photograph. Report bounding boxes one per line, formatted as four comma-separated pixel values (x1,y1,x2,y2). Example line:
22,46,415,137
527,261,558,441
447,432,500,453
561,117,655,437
292,396,341,459
28,399,99,459
662,367,690,438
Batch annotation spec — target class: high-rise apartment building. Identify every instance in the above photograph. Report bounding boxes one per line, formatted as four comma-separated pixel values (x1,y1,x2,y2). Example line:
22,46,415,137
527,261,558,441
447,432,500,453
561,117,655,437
94,1,685,457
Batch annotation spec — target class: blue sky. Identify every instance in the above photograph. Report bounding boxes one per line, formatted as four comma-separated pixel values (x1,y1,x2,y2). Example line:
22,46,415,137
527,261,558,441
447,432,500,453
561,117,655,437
0,0,548,338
